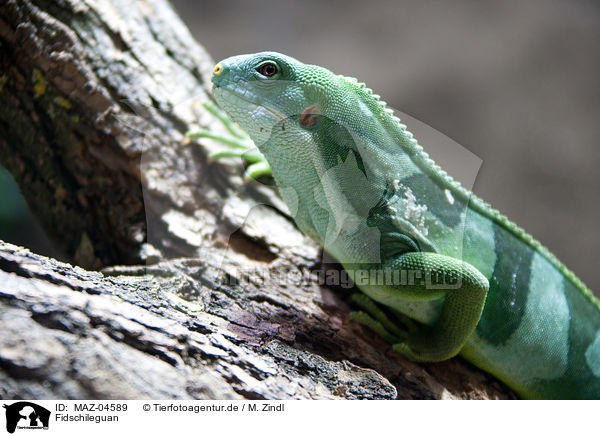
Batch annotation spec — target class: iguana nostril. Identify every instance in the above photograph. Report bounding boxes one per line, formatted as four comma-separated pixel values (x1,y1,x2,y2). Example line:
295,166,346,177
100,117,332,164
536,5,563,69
213,64,223,75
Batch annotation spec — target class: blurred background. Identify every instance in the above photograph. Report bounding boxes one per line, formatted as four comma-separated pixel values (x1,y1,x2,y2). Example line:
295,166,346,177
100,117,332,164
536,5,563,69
1,0,598,292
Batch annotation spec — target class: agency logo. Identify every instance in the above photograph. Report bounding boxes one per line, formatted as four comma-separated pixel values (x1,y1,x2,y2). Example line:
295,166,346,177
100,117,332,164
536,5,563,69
2,402,50,434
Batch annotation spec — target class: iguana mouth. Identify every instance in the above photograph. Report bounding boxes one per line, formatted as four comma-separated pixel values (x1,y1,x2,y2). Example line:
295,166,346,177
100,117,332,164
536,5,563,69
212,83,285,121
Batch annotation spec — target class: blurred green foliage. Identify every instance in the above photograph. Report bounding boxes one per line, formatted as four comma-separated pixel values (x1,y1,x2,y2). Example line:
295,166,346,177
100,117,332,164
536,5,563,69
0,165,64,259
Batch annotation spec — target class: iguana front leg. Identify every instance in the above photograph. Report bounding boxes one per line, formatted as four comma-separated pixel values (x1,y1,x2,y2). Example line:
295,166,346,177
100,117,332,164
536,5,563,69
355,251,488,362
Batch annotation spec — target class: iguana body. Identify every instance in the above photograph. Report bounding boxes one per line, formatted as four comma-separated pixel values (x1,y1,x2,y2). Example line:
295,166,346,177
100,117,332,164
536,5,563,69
193,52,600,399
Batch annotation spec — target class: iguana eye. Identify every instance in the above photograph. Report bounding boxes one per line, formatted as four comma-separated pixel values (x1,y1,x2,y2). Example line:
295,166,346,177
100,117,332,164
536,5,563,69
258,62,278,77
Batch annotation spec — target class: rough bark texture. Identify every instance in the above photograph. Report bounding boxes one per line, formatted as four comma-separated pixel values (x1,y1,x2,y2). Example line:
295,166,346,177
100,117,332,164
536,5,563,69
0,0,517,399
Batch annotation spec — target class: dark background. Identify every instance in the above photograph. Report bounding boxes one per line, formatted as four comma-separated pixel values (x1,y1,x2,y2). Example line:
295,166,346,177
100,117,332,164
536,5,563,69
2,0,598,293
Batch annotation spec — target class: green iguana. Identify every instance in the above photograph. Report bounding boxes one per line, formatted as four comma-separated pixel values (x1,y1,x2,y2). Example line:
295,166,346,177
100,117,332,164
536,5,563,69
188,52,600,399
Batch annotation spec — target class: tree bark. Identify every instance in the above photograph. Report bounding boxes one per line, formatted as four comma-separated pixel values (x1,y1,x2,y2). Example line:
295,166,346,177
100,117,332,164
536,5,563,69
0,0,516,399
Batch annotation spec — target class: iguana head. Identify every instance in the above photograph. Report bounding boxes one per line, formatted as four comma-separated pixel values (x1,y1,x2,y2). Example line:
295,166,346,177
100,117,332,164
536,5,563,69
211,51,339,147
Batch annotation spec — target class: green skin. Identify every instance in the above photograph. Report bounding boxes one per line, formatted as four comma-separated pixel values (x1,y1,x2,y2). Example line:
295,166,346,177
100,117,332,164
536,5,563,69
189,52,600,399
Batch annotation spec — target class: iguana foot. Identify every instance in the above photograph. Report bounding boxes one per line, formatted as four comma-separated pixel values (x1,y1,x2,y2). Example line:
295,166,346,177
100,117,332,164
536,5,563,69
350,293,415,344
